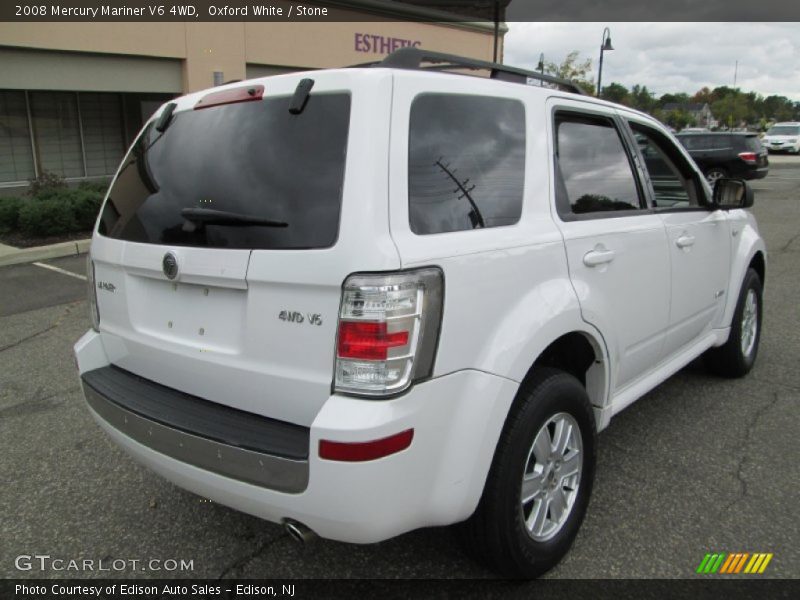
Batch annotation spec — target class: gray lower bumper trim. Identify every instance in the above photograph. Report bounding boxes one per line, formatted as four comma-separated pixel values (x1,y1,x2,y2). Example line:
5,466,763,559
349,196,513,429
83,384,309,493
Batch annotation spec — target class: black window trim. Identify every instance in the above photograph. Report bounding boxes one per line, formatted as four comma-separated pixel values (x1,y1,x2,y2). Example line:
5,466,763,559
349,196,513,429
621,115,714,213
551,106,651,223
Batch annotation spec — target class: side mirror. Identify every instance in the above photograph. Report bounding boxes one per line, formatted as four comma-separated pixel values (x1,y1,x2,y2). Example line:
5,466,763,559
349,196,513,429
713,178,754,210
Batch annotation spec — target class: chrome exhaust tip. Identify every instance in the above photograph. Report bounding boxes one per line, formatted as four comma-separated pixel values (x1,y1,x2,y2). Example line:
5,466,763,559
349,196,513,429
282,519,317,545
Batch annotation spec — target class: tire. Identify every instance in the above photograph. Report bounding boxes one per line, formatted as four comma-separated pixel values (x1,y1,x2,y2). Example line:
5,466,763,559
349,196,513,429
458,368,597,578
704,268,763,378
705,167,728,185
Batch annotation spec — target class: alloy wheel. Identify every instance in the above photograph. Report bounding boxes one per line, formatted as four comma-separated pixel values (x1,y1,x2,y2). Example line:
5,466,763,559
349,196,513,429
520,412,583,542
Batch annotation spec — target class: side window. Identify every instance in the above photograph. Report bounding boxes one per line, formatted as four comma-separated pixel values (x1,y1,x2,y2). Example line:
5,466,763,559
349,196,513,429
711,136,732,151
408,94,525,235
555,113,643,216
629,122,705,209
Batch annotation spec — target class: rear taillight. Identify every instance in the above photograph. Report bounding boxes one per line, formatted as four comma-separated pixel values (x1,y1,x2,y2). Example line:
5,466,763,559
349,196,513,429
334,268,443,397
86,254,100,332
738,151,757,163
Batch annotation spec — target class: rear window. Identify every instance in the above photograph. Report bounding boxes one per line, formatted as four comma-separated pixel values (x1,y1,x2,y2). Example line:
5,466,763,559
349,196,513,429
98,93,351,249
408,94,525,234
742,136,763,152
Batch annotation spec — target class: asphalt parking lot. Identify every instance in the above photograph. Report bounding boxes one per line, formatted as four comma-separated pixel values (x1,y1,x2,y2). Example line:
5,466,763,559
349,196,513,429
1,156,798,581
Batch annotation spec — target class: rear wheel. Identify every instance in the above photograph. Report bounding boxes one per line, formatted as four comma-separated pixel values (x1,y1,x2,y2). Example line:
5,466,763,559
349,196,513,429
459,368,596,578
704,268,762,377
705,167,728,185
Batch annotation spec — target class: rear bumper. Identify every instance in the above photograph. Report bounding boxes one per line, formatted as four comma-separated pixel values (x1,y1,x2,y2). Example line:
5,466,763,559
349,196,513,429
82,367,309,493
74,330,518,543
745,167,769,180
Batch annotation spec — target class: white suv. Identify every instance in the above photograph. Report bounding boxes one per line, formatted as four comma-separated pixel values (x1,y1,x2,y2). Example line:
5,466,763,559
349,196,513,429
74,49,766,578
762,122,800,154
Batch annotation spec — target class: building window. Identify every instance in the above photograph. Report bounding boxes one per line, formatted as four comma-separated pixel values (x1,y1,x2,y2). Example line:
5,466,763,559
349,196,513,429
0,91,173,185
0,91,36,182
79,93,125,177
30,91,84,178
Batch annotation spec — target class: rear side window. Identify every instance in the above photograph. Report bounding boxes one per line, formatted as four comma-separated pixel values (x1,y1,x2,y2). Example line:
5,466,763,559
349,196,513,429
98,93,351,250
710,136,734,150
408,94,525,234
742,136,763,152
555,114,643,215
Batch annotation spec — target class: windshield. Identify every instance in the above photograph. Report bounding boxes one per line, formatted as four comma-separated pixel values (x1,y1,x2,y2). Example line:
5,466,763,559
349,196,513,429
766,126,800,136
97,92,351,249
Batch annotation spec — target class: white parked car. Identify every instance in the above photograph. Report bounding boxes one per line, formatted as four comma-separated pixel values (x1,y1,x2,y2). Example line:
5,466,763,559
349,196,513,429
74,49,766,578
762,122,800,154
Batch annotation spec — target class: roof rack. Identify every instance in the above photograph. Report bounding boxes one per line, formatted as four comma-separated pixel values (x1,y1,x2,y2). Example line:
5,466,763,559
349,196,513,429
355,47,585,95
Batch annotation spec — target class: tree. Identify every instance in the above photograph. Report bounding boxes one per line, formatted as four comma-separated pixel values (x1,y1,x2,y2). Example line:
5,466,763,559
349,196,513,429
664,109,695,130
761,95,795,122
712,93,750,129
601,82,629,104
692,87,716,105
545,51,595,95
658,92,690,107
629,84,655,112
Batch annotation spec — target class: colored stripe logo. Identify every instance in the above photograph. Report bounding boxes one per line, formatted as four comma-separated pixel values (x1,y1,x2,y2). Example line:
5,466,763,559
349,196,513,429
696,552,773,574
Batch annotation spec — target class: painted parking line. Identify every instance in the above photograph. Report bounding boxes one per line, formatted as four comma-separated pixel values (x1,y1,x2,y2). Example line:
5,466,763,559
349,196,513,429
33,261,88,281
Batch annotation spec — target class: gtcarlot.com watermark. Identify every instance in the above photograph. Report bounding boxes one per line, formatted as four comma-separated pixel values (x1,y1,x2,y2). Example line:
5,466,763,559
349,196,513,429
15,554,194,573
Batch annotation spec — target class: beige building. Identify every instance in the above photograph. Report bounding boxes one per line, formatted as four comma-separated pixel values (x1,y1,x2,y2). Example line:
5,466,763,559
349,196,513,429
0,1,504,189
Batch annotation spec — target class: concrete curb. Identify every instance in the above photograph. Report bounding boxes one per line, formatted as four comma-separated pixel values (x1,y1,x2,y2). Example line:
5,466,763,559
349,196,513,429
0,239,91,267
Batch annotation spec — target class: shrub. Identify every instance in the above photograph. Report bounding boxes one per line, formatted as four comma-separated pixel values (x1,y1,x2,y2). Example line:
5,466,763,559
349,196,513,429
78,179,110,195
18,197,78,237
0,196,23,233
3,180,105,238
67,188,104,230
27,171,67,198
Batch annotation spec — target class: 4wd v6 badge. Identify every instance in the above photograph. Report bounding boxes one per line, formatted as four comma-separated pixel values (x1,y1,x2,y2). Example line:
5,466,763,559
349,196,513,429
279,311,322,326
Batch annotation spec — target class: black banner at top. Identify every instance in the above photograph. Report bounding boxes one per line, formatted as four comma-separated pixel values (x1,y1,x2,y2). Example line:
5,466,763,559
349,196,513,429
1,0,799,22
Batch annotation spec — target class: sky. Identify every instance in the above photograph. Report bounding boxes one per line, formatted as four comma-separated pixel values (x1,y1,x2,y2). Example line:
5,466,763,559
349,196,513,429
504,23,800,101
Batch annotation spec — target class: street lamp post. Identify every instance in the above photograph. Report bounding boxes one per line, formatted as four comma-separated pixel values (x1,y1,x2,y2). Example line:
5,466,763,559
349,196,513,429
596,27,614,98
536,53,545,85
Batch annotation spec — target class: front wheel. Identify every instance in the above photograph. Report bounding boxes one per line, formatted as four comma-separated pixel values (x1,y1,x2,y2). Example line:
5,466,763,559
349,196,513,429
704,268,763,377
458,368,597,578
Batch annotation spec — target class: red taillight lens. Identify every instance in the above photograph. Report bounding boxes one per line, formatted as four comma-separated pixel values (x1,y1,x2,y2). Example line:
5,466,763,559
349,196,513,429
337,321,409,360
319,429,414,462
738,152,757,163
334,268,443,397
194,85,264,110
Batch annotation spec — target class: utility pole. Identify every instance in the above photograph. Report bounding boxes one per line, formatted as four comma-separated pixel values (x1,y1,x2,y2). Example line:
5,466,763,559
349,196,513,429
733,60,738,89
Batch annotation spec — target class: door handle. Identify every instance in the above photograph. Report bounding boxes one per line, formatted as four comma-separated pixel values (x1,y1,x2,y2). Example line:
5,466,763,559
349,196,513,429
583,248,616,267
676,234,695,248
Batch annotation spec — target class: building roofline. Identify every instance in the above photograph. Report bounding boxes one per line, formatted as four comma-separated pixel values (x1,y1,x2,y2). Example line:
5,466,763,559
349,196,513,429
326,0,508,34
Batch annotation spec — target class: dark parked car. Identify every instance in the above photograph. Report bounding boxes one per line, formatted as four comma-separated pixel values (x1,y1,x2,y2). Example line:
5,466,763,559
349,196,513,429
676,132,769,184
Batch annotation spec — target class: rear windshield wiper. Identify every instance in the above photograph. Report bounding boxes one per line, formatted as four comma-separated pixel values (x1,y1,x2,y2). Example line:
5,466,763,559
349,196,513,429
180,208,288,231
